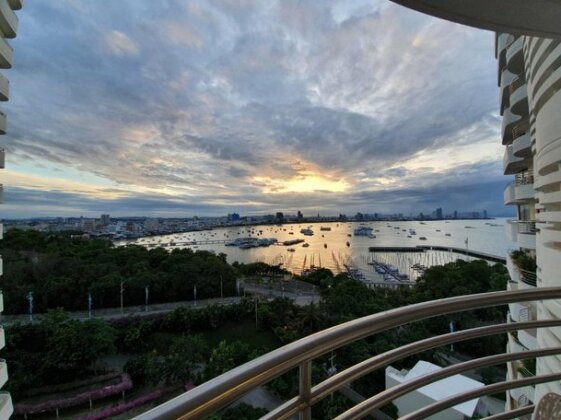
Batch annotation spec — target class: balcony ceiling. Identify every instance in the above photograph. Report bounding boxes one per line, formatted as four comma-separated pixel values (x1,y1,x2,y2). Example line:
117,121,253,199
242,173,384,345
390,0,561,39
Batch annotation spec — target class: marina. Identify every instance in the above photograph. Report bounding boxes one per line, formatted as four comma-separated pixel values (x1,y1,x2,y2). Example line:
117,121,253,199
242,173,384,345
121,218,513,284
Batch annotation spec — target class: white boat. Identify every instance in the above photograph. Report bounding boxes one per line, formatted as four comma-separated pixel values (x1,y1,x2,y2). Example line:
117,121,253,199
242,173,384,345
300,228,314,236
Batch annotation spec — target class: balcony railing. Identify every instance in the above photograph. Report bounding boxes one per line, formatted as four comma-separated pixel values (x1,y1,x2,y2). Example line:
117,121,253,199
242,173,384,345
516,220,537,234
508,74,526,95
512,122,528,140
515,171,534,186
520,269,538,287
135,288,561,420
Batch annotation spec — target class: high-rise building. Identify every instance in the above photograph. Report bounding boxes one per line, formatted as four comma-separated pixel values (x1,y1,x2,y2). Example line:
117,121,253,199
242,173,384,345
100,214,110,226
496,31,561,411
0,0,23,417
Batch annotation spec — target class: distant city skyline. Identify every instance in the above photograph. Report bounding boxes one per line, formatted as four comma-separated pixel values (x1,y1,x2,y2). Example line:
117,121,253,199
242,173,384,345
4,0,504,218
1,206,510,221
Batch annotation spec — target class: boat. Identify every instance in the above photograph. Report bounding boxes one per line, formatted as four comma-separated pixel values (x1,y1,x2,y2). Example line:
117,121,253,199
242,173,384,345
419,236,427,240
324,243,327,248
287,248,295,252
445,233,451,236
300,228,314,236
346,241,350,247
283,239,305,246
320,226,331,231
347,234,352,237
354,226,374,236
302,243,310,248
289,232,294,235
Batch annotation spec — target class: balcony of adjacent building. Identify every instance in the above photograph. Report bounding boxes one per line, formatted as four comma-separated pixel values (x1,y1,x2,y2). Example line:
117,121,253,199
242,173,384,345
509,302,536,324
500,72,529,117
503,143,530,175
0,359,7,389
505,341,536,404
514,171,535,200
135,287,561,420
7,0,22,11
0,392,12,420
502,109,528,146
512,131,532,159
496,34,516,79
506,220,537,249
0,110,6,135
503,173,534,206
495,33,516,79
534,168,561,195
0,36,13,69
0,73,8,102
504,36,524,75
0,0,18,38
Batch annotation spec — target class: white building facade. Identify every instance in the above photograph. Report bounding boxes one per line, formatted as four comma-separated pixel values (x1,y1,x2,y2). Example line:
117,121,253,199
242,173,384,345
385,361,485,419
497,32,561,412
0,0,23,417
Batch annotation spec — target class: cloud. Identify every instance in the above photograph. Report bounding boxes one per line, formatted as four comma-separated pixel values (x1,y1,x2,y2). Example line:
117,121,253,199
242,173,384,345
2,160,511,218
4,0,504,217
103,30,139,56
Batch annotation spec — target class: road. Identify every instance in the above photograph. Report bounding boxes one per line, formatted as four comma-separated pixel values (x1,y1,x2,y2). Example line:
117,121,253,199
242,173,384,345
3,289,320,324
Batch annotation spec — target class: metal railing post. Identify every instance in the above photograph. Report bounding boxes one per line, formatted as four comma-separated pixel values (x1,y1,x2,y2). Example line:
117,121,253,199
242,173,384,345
299,361,312,420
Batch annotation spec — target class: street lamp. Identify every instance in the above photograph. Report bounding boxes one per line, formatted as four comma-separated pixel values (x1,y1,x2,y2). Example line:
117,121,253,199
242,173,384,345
144,285,149,312
120,281,124,315
27,291,33,323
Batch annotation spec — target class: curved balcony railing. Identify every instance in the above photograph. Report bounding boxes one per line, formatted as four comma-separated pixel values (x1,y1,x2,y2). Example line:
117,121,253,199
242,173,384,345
135,288,561,420
512,122,529,141
508,74,526,95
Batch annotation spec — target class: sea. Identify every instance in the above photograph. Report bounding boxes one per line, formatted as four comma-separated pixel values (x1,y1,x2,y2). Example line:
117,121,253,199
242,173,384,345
121,218,514,283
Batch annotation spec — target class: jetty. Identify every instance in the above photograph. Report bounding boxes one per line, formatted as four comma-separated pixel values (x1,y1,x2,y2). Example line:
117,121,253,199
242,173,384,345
368,245,505,264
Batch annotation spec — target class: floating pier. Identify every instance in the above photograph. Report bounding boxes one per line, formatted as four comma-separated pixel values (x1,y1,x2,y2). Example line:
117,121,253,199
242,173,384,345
368,245,506,264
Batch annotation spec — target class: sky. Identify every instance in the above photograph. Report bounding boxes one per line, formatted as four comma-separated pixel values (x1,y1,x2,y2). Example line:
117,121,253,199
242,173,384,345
1,0,510,218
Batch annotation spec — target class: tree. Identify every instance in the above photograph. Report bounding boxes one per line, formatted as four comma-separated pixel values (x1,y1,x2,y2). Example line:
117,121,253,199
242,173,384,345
206,340,251,379
41,310,116,381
